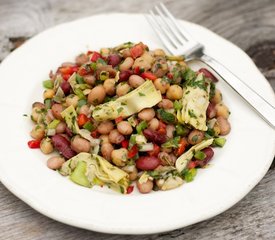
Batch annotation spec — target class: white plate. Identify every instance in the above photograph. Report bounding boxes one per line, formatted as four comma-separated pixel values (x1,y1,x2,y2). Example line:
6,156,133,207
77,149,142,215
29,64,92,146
0,13,274,234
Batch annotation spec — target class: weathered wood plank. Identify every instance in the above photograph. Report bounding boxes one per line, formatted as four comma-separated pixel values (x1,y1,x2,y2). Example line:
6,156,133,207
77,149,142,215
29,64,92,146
0,0,274,239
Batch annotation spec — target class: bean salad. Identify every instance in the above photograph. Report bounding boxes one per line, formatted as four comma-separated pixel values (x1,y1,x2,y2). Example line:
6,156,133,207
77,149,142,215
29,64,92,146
28,42,231,194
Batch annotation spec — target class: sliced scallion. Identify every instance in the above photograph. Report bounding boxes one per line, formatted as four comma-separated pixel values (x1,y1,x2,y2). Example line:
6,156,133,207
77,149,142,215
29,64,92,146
214,137,226,147
194,150,206,160
43,80,54,89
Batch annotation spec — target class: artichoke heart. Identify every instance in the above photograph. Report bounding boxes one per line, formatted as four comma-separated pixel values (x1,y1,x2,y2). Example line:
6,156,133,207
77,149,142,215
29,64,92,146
178,73,210,131
92,80,162,121
176,138,214,173
60,152,130,194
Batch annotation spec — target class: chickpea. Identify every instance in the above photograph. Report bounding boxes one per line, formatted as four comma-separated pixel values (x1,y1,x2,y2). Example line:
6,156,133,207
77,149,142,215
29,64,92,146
138,108,155,121
122,49,131,58
215,103,230,119
154,78,170,94
137,180,153,194
132,57,151,71
111,148,128,167
117,121,133,135
97,121,114,135
88,85,106,105
45,109,55,124
51,103,64,120
40,138,54,154
78,104,90,116
216,116,231,135
158,99,173,109
31,106,44,123
47,156,65,170
153,48,166,57
122,165,138,181
166,85,183,100
71,135,91,153
75,53,88,66
211,89,222,104
66,94,79,108
100,134,110,144
148,118,159,131
119,57,134,71
166,125,175,139
101,143,114,161
83,75,96,86
116,82,131,97
103,78,116,96
128,75,145,88
188,129,204,145
56,122,66,134
32,102,45,109
30,124,45,140
213,122,221,136
43,89,55,99
109,129,125,144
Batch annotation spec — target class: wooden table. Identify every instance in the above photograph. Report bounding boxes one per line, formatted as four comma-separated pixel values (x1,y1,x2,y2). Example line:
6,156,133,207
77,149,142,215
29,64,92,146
0,0,274,239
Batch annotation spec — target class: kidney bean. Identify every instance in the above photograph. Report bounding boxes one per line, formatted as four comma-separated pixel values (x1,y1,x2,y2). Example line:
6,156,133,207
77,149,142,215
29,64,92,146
107,54,121,67
198,68,218,82
65,127,73,137
119,70,132,82
206,102,217,119
195,147,214,167
143,129,167,145
51,134,76,159
136,156,161,170
60,81,71,95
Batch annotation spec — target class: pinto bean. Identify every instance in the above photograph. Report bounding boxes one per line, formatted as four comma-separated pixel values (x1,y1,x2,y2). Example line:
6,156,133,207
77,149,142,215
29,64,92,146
51,103,64,120
138,108,155,121
47,156,65,170
216,116,231,135
71,135,91,153
166,125,175,139
103,78,116,96
75,53,89,66
101,143,114,161
158,99,173,109
117,121,133,135
88,85,106,105
128,75,145,88
97,121,114,135
108,129,125,144
148,118,159,131
187,130,204,145
207,102,217,119
137,180,153,194
119,57,134,71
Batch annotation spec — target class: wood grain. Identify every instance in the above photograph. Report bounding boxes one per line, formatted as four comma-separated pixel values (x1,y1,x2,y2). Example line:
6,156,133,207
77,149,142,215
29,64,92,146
0,0,274,239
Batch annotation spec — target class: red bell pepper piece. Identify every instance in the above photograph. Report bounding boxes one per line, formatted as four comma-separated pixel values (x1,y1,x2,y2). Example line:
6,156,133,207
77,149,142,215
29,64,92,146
115,116,123,124
28,140,41,149
90,51,102,62
187,161,197,169
141,71,157,81
128,145,138,158
121,140,129,149
148,144,160,157
91,130,99,138
130,43,145,59
127,185,134,194
77,114,89,127
177,138,188,156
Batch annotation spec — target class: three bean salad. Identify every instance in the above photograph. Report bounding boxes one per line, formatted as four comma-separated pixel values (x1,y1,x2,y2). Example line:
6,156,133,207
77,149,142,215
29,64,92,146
28,42,231,194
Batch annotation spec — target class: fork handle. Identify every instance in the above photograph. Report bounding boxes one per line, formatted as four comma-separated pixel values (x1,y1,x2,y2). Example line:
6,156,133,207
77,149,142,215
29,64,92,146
200,54,275,129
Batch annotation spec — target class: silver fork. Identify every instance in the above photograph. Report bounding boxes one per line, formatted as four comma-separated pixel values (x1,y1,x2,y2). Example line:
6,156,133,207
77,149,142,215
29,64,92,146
146,3,275,129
